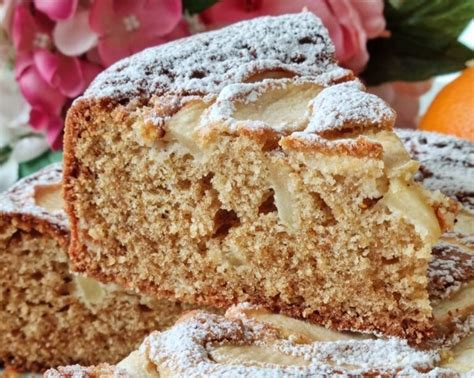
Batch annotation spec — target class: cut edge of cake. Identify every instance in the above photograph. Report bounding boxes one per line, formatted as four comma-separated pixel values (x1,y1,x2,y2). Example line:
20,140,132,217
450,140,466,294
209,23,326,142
63,13,458,343
0,164,196,372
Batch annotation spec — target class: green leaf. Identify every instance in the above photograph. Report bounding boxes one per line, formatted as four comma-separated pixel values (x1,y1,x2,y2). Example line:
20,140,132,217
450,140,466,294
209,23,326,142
384,0,474,49
0,145,12,165
362,36,473,85
19,150,63,178
183,0,218,15
361,0,474,84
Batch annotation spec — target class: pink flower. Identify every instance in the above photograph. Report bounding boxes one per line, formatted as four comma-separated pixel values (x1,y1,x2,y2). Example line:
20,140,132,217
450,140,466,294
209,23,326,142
34,0,78,21
201,0,386,73
53,9,98,57
16,56,66,148
12,4,102,149
89,0,186,67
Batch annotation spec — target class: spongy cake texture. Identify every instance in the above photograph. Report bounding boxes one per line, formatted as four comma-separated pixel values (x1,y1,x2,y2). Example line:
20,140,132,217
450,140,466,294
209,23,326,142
64,14,456,343
0,164,194,372
46,131,474,378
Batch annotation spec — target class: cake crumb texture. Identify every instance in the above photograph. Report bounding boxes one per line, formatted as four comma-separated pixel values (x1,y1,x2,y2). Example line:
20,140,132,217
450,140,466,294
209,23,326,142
0,165,194,372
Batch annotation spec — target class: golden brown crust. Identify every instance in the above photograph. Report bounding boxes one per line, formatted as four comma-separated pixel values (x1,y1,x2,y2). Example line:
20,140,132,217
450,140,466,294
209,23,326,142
280,134,384,158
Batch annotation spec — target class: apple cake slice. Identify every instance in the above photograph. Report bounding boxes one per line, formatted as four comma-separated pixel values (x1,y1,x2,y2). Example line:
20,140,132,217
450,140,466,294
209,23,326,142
45,299,474,378
64,13,456,342
0,164,196,372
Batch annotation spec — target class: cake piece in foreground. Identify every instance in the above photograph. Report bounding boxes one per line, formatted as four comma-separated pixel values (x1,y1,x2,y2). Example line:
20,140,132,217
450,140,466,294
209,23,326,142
45,294,474,378
64,13,456,342
0,164,194,372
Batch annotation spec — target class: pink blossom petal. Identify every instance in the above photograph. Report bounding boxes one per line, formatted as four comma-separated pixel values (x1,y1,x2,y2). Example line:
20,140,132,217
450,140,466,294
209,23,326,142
29,109,64,149
14,52,34,78
165,19,190,40
33,49,59,85
55,56,87,97
136,0,182,35
45,115,64,149
92,0,183,66
86,47,104,66
30,108,51,131
97,32,158,66
34,0,78,21
112,0,141,17
34,51,86,97
89,0,116,35
17,64,66,115
12,4,54,52
12,5,37,51
97,29,181,67
54,9,98,56
97,36,130,67
80,60,103,87
349,0,386,39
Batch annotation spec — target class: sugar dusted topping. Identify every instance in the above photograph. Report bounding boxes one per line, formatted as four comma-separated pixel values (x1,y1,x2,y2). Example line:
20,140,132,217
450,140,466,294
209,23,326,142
84,13,339,102
44,363,127,377
306,81,395,136
398,130,474,210
205,71,349,132
0,163,67,231
143,310,447,376
429,238,474,300
78,13,403,145
200,77,395,146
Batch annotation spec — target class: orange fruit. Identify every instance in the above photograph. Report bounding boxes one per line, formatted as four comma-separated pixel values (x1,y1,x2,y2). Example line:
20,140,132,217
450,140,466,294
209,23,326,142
419,67,474,141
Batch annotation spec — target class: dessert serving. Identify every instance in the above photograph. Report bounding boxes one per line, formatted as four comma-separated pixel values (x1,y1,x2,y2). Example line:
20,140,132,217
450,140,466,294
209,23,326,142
0,164,195,372
63,13,457,343
46,290,474,378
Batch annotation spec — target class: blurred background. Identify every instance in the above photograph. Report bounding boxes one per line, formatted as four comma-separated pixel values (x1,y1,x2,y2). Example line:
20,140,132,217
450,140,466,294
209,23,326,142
0,0,473,191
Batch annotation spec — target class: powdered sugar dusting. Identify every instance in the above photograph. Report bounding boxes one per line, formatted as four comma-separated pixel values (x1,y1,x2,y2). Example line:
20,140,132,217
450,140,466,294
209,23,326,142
44,363,127,377
306,81,395,135
204,71,349,133
428,239,474,300
143,311,446,376
0,163,67,231
84,13,339,102
398,129,474,210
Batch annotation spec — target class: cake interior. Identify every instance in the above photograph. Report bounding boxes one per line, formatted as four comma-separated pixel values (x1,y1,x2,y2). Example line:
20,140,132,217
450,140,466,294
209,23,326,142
0,185,186,372
67,79,447,340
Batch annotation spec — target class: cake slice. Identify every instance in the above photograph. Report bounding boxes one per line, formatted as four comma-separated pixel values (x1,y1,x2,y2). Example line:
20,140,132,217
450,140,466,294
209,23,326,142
0,164,196,372
398,129,474,226
64,13,456,342
45,297,474,378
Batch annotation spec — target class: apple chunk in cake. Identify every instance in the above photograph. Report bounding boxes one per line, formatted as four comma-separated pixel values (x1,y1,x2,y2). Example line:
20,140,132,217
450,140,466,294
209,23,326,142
64,14,456,342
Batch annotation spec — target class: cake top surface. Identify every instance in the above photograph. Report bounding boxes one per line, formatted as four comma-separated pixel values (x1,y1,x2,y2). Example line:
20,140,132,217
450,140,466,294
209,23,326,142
84,13,341,102
204,78,394,140
398,130,474,211
429,234,474,301
142,310,444,376
0,163,67,231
